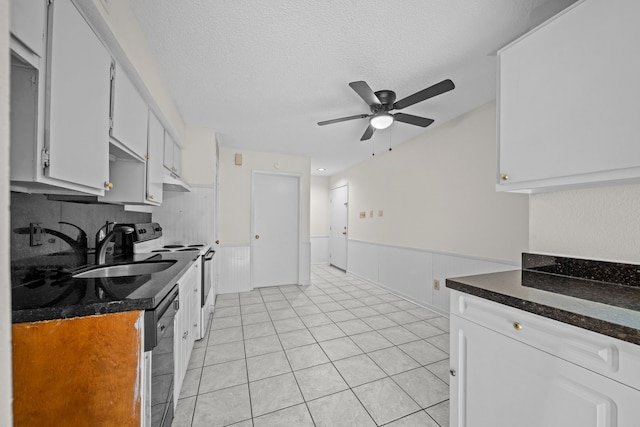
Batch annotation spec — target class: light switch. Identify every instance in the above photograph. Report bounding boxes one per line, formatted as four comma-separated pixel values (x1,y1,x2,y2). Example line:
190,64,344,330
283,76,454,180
359,212,366,219
378,210,383,217
234,153,242,166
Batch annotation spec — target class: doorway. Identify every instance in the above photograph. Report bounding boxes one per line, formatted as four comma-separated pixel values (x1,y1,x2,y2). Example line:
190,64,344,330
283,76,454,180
251,172,299,287
329,185,348,271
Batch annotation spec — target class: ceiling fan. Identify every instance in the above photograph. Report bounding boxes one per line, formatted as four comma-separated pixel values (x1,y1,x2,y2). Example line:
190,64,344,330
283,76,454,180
318,79,455,141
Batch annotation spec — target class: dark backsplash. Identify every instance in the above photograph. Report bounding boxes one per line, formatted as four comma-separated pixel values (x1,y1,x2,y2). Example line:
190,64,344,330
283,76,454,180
10,192,151,287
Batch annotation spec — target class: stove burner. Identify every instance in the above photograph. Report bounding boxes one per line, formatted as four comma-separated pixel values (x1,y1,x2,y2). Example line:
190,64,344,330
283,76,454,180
177,248,199,252
164,245,185,249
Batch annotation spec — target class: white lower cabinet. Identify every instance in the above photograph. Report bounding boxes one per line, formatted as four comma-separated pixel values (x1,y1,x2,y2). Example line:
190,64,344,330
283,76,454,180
174,260,200,405
450,291,640,427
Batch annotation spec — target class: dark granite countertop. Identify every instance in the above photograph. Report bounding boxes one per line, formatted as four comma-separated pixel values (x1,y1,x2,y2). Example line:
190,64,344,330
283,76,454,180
12,252,198,324
446,253,640,345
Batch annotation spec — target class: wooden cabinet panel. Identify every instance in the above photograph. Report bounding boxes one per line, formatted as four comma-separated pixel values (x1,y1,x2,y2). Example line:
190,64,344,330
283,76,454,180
13,311,144,427
46,0,111,192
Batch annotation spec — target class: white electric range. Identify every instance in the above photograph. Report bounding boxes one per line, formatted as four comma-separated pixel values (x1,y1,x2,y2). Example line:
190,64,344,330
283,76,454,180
132,223,215,340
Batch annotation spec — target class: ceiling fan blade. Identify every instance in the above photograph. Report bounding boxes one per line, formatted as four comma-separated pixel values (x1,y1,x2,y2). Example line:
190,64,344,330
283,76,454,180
349,81,381,106
317,114,369,126
360,124,376,141
393,113,435,127
393,79,455,110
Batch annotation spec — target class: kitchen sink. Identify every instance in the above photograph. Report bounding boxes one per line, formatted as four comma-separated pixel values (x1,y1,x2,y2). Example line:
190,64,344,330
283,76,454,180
72,260,177,279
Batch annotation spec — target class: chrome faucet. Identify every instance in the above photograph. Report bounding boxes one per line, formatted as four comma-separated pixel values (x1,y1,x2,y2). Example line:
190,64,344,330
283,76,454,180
95,223,135,265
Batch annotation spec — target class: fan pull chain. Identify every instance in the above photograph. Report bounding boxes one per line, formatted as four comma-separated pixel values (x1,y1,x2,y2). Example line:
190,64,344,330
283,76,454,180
389,127,393,151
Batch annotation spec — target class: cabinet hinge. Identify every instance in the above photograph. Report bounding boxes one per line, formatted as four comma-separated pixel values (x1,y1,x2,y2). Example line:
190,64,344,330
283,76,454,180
110,62,116,80
109,117,113,130
30,75,37,88
41,148,50,169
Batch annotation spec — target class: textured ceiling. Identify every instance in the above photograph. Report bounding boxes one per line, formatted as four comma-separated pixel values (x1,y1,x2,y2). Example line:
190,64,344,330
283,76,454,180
129,0,569,175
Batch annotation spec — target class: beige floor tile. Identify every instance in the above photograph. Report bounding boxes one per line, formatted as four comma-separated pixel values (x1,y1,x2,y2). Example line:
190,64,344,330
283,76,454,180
244,334,283,358
199,359,247,394
293,362,349,401
192,384,251,427
399,340,448,366
367,346,421,376
253,403,314,427
318,336,363,361
385,410,440,427
392,367,449,408
333,354,387,387
350,331,394,353
278,328,317,350
246,351,291,382
285,343,330,370
249,373,304,417
308,323,346,341
306,390,376,427
353,377,421,425
377,325,421,345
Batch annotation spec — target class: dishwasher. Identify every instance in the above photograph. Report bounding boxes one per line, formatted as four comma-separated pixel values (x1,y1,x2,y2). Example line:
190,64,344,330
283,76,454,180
142,286,179,427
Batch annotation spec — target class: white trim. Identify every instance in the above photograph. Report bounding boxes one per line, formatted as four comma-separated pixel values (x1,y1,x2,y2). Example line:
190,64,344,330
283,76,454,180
347,238,520,267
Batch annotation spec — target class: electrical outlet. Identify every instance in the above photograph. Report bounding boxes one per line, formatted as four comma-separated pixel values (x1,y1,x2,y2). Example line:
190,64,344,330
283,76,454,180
30,222,44,247
433,279,440,290
378,210,383,217
360,211,366,219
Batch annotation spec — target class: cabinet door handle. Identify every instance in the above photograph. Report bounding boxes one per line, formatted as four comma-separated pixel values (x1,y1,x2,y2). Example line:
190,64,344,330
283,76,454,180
450,369,456,377
513,322,522,331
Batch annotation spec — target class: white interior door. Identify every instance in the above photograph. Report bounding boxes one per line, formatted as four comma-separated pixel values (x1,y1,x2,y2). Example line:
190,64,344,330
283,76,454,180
329,185,348,271
252,173,299,287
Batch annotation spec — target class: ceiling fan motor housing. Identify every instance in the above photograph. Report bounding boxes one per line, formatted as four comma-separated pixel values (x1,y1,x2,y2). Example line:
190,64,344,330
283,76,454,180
372,90,396,112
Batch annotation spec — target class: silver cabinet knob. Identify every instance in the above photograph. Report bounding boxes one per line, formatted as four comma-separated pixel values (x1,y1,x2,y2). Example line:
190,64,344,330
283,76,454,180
450,369,456,377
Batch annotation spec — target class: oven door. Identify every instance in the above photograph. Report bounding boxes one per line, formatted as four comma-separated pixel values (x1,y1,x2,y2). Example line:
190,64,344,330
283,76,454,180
150,287,178,427
202,249,214,307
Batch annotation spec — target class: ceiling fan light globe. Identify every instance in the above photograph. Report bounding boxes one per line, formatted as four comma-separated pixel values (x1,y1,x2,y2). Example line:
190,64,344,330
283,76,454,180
370,113,394,130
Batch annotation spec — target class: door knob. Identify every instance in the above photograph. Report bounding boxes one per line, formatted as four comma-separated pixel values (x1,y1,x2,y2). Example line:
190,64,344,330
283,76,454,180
255,235,260,239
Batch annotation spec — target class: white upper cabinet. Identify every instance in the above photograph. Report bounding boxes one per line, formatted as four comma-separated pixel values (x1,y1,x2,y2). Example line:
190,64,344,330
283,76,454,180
10,0,46,57
163,131,182,177
46,0,111,193
110,62,148,159
497,0,640,192
146,112,165,204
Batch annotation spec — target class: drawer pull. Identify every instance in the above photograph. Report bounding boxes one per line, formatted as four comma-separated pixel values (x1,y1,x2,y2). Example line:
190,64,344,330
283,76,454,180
513,322,522,331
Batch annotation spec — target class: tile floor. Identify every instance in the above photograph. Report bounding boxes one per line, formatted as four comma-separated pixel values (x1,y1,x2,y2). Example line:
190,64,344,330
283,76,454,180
172,265,450,427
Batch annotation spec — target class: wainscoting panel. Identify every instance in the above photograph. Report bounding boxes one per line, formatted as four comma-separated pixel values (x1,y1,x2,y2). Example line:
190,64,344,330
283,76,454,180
347,240,519,315
310,236,329,264
299,242,311,285
217,245,251,294
347,241,380,280
378,246,433,306
431,253,517,314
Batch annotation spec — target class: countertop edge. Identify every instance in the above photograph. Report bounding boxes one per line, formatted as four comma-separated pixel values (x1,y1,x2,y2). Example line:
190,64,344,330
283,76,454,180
446,278,640,346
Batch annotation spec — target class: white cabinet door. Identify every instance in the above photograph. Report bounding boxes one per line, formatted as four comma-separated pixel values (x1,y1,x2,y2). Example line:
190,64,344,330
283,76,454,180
46,0,111,192
173,142,182,177
146,112,164,204
497,0,640,192
451,314,640,427
163,131,174,172
174,262,198,403
110,62,148,159
163,131,181,177
10,0,46,57
191,260,201,340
